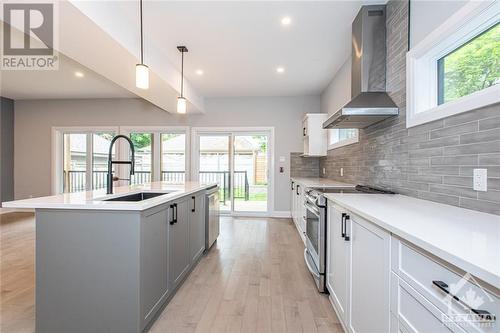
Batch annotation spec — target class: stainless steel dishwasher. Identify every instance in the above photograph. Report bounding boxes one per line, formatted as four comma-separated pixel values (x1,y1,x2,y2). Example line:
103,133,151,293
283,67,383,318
205,185,220,250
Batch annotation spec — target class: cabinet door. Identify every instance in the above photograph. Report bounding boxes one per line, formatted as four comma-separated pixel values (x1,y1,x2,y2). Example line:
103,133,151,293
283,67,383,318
189,193,205,263
348,213,391,333
291,181,296,222
298,187,306,234
169,198,190,289
326,204,349,324
141,207,169,326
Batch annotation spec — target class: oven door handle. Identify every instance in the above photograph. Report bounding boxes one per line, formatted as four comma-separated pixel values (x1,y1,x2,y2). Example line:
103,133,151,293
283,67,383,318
304,202,320,217
304,249,320,278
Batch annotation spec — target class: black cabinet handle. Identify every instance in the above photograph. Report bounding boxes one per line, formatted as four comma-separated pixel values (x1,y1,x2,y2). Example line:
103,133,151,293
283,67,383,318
344,215,350,241
432,281,496,322
192,196,196,212
169,204,175,225
296,184,300,195
173,203,178,223
303,127,306,136
341,213,346,238
291,182,295,190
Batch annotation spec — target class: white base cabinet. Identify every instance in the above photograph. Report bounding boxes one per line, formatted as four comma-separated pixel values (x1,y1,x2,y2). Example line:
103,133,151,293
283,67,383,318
290,180,306,244
326,199,499,333
326,203,391,333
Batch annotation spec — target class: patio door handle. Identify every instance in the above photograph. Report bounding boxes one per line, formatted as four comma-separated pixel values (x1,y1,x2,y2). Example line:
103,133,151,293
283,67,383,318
192,196,196,212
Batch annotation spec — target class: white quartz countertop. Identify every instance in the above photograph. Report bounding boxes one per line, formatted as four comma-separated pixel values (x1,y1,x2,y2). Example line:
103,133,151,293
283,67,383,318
324,193,500,289
291,177,355,189
2,181,217,211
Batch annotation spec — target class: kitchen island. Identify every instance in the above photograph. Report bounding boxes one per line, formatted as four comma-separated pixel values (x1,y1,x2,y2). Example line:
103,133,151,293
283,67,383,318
2,181,217,333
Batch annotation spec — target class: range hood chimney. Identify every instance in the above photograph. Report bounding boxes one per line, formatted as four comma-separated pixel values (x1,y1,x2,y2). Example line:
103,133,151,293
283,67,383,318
323,5,398,129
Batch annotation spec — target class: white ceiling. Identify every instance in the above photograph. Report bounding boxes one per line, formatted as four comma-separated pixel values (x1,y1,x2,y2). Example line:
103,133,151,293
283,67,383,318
0,52,135,100
72,0,382,98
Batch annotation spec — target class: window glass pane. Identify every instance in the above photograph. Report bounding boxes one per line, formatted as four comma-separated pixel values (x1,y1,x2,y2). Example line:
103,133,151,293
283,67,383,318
63,133,87,193
92,133,115,190
130,133,152,185
329,129,357,145
234,135,268,212
160,133,186,184
438,23,499,105
198,135,230,212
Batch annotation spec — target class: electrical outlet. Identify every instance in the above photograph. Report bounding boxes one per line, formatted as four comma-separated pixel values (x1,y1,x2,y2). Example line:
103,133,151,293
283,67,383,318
473,169,487,191
322,168,326,175
340,167,344,177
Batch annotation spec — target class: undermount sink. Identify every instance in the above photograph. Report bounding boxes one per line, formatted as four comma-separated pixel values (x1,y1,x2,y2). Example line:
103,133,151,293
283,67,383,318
103,192,172,202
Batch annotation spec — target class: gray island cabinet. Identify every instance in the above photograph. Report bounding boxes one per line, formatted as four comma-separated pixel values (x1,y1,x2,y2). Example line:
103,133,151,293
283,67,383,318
35,190,207,333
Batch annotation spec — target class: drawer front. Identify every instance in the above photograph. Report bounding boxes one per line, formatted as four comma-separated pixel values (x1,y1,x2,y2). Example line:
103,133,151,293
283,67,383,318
392,274,467,333
392,237,499,333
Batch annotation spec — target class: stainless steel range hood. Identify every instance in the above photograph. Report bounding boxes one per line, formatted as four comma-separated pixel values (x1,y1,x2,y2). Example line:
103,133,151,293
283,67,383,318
323,5,399,129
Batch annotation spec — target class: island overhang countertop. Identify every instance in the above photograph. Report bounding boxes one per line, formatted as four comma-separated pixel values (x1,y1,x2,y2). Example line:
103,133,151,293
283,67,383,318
1,181,217,211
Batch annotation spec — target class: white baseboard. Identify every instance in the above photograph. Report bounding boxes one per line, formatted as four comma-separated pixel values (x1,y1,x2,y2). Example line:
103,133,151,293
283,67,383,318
271,211,291,218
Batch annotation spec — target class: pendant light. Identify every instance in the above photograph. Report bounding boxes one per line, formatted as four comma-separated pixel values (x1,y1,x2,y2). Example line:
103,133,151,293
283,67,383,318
177,46,188,114
135,0,149,89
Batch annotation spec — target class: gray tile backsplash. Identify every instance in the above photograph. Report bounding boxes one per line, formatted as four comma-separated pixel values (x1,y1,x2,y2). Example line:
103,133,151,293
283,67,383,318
290,153,319,178
318,0,500,215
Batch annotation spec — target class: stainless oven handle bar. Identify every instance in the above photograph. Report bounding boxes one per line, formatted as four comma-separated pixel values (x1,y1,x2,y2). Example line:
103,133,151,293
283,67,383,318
304,202,320,216
304,249,320,278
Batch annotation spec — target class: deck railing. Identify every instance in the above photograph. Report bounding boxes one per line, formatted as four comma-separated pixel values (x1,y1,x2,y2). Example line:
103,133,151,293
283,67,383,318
65,170,249,202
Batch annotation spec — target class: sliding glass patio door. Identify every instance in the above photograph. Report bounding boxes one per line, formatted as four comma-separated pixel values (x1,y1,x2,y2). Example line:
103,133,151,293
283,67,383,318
194,130,270,215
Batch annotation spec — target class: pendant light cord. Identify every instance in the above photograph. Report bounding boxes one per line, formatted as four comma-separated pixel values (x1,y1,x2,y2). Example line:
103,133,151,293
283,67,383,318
180,49,184,97
140,0,144,64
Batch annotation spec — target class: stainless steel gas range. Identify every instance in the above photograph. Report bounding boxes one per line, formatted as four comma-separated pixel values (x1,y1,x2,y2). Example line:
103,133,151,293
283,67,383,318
303,185,395,293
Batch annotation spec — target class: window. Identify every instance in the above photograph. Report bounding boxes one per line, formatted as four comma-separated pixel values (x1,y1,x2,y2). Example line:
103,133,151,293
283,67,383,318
407,2,500,128
437,23,499,105
161,133,186,184
130,132,153,185
328,129,359,150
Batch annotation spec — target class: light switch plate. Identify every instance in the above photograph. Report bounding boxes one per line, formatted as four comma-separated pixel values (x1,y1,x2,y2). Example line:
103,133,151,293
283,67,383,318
340,167,344,177
473,169,487,191
322,168,326,175
279,156,286,163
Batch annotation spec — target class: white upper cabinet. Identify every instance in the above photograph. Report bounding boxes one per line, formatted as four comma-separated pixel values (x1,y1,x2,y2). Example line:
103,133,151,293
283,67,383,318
302,114,328,157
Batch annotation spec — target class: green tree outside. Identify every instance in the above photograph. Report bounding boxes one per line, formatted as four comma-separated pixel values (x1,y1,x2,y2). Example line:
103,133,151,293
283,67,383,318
441,23,499,104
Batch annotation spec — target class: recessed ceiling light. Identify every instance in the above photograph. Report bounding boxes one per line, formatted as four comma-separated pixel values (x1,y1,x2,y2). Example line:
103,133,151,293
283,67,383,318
195,69,204,75
281,16,291,26
276,67,285,74
74,71,84,78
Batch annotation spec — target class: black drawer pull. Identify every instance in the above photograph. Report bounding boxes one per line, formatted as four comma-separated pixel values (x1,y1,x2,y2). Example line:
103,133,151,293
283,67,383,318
169,204,175,225
343,215,350,241
432,281,496,322
296,184,300,195
341,213,346,238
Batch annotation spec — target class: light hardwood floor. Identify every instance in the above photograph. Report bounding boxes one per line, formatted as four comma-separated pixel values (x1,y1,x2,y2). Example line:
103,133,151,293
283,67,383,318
0,213,341,333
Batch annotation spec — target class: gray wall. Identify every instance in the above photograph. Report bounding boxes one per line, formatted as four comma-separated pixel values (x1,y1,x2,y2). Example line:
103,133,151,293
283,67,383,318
409,0,467,48
1,97,15,205
319,0,500,215
13,96,320,212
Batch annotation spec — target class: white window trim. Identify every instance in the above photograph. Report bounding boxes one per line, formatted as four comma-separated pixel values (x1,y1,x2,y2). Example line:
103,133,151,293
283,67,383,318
406,1,500,128
327,129,359,150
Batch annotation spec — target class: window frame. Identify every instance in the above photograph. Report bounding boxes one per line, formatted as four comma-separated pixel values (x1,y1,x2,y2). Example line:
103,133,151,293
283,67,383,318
327,128,359,150
406,1,500,128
